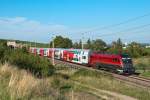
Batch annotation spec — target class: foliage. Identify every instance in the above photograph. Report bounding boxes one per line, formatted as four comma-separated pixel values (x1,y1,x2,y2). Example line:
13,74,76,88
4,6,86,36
73,42,80,49
85,38,92,49
0,47,5,63
5,49,54,77
0,43,55,77
107,38,123,54
50,35,73,48
91,39,107,51
140,71,150,77
74,38,107,51
0,37,150,58
142,48,150,56
73,40,82,49
127,42,143,58
107,39,150,58
0,41,8,63
133,57,150,77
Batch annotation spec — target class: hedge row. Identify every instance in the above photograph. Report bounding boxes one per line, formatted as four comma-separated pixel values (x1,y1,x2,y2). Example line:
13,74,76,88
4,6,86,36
1,47,54,77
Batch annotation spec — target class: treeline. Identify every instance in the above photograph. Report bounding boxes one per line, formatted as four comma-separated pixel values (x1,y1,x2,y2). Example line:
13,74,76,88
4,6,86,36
0,41,54,77
1,36,150,58
49,36,150,58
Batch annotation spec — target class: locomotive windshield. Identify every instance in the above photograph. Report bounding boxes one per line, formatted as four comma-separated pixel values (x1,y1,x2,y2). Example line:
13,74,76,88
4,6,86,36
121,54,135,73
122,58,132,64
121,54,132,64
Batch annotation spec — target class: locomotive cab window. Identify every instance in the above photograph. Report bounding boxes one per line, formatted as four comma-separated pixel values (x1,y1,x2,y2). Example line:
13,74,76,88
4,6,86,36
113,58,119,62
122,58,132,64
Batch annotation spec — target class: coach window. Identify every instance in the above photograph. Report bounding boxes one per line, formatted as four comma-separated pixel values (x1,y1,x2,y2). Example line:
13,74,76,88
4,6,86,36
82,56,86,59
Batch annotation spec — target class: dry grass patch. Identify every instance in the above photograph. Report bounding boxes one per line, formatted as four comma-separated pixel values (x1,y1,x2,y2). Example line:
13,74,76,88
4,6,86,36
0,63,104,100
0,63,55,99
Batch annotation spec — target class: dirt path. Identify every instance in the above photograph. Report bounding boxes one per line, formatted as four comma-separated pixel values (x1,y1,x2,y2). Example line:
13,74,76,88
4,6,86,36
73,81,137,100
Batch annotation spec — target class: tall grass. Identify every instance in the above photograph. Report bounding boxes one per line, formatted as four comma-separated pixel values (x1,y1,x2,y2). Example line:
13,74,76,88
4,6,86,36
0,63,101,100
0,63,60,100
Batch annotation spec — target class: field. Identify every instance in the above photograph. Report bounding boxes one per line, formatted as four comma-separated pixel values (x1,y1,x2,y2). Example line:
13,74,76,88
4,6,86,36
133,57,150,77
0,63,150,100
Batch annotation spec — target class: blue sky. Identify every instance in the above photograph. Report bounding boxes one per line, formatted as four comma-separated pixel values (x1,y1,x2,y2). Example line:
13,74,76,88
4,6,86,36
0,0,150,43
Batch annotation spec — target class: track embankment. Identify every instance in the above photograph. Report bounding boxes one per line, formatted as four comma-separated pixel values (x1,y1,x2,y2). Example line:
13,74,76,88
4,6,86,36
50,58,150,89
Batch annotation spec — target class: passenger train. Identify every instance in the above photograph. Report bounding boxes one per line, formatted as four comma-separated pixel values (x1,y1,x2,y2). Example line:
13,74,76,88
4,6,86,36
29,47,135,74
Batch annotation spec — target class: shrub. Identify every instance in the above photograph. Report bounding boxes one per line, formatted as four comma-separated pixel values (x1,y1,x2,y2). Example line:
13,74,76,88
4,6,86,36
3,49,55,77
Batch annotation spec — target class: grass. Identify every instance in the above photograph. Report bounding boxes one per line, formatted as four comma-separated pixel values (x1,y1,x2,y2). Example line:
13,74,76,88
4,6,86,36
70,69,150,100
133,57,150,77
1,62,150,100
0,70,11,100
140,71,150,77
0,63,104,100
0,63,57,100
54,66,150,100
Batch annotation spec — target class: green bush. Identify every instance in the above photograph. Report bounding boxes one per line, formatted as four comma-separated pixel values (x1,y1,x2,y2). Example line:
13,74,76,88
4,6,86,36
0,47,5,62
0,43,8,64
2,48,54,77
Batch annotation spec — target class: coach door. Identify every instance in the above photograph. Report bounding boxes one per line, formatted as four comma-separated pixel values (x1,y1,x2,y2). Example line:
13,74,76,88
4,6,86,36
81,51,89,64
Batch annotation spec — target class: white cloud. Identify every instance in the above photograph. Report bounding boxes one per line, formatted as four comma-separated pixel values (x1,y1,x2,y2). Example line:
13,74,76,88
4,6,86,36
0,17,68,34
0,17,69,42
0,17,98,43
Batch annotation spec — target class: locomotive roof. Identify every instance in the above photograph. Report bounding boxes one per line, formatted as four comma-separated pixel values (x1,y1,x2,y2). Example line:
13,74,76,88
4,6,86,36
91,53,130,58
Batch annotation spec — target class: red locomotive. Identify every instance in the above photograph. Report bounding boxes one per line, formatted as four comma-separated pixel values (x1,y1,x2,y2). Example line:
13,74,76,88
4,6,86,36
89,53,135,74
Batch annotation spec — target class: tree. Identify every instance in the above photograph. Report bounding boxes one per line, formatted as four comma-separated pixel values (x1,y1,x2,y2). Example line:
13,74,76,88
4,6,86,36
50,36,73,48
85,38,92,49
116,38,123,53
127,42,142,58
73,42,80,49
108,38,123,54
91,39,106,51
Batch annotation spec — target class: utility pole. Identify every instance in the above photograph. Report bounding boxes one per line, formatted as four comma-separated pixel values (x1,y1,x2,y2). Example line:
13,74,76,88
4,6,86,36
49,42,50,48
82,33,84,50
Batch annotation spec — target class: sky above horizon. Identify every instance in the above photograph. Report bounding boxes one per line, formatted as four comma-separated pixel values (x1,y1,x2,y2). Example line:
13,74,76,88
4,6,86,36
0,0,150,43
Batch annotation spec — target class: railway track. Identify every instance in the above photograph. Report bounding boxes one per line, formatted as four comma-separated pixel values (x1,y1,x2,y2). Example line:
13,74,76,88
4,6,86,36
112,74,150,88
49,58,150,89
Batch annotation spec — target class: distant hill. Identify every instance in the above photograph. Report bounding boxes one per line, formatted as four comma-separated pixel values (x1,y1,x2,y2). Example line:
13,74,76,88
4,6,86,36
0,39,49,48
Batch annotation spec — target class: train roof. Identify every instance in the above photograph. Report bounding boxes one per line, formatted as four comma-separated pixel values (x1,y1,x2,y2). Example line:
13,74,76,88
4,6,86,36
91,53,130,58
30,47,90,51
